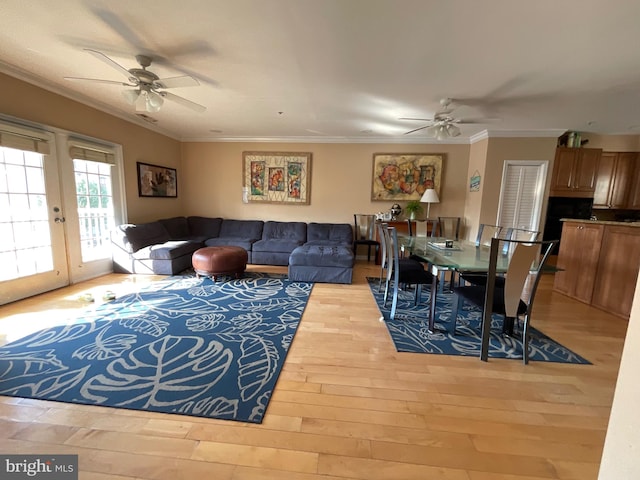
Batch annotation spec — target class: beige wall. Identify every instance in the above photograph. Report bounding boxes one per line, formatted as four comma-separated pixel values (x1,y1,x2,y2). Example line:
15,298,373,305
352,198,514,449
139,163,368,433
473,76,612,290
181,142,471,225
463,136,558,241
464,138,489,241
582,133,640,151
0,72,182,223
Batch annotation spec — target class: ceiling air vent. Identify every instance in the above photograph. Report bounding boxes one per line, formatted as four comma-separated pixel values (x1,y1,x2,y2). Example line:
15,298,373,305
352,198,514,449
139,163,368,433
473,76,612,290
135,113,158,124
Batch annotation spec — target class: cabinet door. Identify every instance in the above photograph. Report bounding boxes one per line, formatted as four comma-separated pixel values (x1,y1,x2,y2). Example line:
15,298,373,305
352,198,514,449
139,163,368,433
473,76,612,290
610,152,636,208
592,226,640,318
553,222,603,303
573,148,600,193
627,161,640,210
593,152,616,208
550,148,577,195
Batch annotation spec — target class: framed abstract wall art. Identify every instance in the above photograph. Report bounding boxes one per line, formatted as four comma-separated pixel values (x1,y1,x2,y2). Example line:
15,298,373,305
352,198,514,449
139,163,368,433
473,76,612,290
243,151,312,204
137,162,177,198
371,153,444,201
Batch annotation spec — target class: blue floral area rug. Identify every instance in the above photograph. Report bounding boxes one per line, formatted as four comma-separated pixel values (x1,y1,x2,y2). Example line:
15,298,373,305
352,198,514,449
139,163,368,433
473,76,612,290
0,273,313,423
367,278,589,364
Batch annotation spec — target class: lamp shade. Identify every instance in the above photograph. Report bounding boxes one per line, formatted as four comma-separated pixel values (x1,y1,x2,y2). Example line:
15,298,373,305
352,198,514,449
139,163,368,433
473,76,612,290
420,188,440,204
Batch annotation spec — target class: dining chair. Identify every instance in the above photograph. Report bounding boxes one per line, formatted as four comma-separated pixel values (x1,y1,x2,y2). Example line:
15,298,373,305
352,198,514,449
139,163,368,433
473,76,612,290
438,216,461,240
458,224,513,287
353,214,380,262
406,218,439,238
376,221,389,291
451,237,557,364
475,223,504,246
406,218,449,291
506,227,540,242
382,226,437,321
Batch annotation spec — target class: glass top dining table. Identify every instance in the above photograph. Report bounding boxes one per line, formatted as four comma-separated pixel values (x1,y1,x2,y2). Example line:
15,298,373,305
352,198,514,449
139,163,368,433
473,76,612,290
400,236,512,272
398,236,511,333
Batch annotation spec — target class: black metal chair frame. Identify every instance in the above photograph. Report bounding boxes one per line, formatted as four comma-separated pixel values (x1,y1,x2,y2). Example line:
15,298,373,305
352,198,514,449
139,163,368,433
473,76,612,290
381,226,436,322
451,237,557,364
353,214,380,262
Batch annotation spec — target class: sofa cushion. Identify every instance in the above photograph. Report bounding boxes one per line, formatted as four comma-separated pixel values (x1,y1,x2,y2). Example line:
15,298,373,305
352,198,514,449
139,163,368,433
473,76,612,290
188,216,223,239
305,223,353,246
141,240,201,260
252,239,304,253
219,219,264,241
159,217,190,239
123,222,170,252
261,221,307,241
289,244,354,268
204,237,256,253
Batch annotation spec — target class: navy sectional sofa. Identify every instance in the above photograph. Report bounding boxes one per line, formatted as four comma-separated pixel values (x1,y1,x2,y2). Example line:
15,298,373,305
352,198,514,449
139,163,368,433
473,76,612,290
111,216,354,283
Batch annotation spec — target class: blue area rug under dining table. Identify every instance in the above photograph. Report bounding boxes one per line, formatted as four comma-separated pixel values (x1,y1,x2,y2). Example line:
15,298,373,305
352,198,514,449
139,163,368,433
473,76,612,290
0,272,313,423
367,277,589,364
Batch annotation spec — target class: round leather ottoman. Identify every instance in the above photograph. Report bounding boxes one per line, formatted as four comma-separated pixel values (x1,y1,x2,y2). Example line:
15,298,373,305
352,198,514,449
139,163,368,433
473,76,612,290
192,246,248,281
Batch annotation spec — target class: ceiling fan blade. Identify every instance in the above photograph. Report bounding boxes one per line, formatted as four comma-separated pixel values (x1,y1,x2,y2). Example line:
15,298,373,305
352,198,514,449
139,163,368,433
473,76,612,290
155,75,200,89
398,117,434,122
85,49,136,82
64,77,133,86
161,91,207,113
457,117,502,124
403,125,430,135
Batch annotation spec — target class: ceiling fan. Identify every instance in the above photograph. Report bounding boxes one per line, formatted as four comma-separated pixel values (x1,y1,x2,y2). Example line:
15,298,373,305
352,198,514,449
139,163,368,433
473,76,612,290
399,98,485,139
65,49,206,113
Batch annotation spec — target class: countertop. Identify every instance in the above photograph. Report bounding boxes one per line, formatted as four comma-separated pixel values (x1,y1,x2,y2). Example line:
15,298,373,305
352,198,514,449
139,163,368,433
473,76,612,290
560,218,640,227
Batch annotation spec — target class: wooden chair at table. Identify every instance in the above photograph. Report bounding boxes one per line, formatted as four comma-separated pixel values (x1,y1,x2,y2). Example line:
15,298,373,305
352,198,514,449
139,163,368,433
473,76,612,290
381,226,437,321
451,237,557,364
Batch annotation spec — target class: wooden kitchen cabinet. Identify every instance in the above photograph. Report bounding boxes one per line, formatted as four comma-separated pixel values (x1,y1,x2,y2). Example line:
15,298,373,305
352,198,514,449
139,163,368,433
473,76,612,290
626,160,640,210
553,221,604,303
591,225,640,318
593,152,637,209
550,147,601,197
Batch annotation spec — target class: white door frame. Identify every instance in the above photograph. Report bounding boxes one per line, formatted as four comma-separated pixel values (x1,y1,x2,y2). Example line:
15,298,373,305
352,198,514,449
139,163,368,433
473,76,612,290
0,124,69,304
58,133,127,284
0,116,127,304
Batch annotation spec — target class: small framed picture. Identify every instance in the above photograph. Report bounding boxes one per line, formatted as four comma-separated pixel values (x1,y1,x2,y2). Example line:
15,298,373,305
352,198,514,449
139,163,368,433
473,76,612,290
137,162,177,198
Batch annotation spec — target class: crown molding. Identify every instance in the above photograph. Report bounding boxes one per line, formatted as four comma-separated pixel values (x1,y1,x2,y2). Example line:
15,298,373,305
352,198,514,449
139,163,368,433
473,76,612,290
469,129,567,143
181,135,472,144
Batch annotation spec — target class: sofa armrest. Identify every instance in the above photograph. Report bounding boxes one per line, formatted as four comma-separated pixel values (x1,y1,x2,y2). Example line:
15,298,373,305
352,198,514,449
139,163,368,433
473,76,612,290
111,225,135,254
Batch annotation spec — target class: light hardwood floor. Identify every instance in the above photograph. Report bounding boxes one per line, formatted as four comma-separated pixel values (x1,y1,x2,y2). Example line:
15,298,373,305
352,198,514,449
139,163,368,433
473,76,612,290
0,262,628,480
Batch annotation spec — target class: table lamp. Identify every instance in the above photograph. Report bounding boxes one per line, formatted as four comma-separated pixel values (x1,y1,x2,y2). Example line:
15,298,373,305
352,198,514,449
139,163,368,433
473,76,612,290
420,188,440,218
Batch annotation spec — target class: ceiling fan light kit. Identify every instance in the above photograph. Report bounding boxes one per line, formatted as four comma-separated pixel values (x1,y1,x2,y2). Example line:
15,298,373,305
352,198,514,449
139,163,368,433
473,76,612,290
122,88,164,113
401,97,486,139
66,49,206,114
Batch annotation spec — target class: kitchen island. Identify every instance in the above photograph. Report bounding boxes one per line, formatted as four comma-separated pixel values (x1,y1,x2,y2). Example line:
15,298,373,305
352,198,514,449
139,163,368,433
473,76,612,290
553,219,640,319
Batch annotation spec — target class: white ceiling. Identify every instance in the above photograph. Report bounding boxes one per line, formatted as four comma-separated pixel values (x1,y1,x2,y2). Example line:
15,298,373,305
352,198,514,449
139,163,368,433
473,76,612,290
2,0,640,143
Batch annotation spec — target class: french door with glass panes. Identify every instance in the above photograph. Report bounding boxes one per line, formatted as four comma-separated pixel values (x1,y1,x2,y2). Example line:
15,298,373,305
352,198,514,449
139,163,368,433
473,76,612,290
0,123,124,305
0,127,69,304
